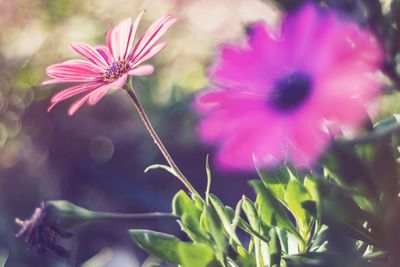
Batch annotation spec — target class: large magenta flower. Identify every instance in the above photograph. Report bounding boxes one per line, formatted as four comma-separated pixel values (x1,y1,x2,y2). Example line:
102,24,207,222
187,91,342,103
44,12,176,115
196,4,383,170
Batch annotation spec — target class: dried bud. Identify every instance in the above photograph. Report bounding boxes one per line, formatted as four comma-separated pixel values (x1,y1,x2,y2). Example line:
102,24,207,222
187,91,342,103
16,200,177,258
15,200,96,258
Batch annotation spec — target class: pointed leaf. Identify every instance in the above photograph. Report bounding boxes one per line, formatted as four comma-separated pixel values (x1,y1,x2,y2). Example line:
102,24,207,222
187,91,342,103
285,177,312,239
130,230,182,264
177,243,216,267
269,228,281,267
236,246,257,267
201,204,226,252
172,190,209,243
257,166,290,202
250,181,300,238
209,194,242,245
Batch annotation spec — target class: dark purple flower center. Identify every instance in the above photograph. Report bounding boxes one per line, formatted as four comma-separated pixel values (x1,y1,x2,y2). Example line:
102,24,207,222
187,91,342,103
268,72,313,112
103,60,129,82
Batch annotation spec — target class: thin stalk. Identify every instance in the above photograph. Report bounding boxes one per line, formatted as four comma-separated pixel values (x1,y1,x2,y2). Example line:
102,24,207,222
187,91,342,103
91,212,179,222
124,85,198,196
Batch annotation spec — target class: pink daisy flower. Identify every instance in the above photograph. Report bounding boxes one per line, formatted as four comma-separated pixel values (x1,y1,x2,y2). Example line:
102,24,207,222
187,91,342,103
195,4,383,170
44,12,176,115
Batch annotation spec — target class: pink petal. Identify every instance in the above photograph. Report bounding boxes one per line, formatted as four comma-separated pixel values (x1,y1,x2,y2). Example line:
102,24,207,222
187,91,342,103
286,115,329,168
48,83,103,112
319,95,370,125
70,42,109,68
197,88,270,144
107,13,144,61
88,84,111,105
42,79,85,85
95,45,113,65
109,18,131,61
106,74,129,93
215,122,286,170
131,13,177,62
106,26,115,60
44,60,103,83
247,21,281,66
131,42,166,67
111,74,128,90
128,64,154,76
68,93,92,116
124,11,145,59
50,82,103,104
281,3,320,66
293,7,382,73
66,76,127,115
194,3,383,171
210,45,271,94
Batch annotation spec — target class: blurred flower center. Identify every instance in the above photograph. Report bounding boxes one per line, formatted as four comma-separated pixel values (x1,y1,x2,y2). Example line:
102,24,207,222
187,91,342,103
103,60,129,82
268,71,312,112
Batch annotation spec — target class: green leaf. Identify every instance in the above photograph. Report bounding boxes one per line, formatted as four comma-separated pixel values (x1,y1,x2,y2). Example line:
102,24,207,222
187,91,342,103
209,194,242,246
337,114,400,145
205,154,212,205
177,243,216,267
303,177,319,202
326,144,376,195
236,246,257,267
201,203,227,253
304,177,321,231
226,205,270,244
241,196,259,231
269,228,281,267
144,164,176,177
241,196,265,267
172,190,209,243
193,193,205,210
277,229,289,254
284,252,370,267
230,199,243,246
256,166,290,203
130,230,182,264
373,114,400,130
181,213,210,244
250,180,303,248
285,177,312,239
309,225,329,252
302,195,380,248
172,190,197,216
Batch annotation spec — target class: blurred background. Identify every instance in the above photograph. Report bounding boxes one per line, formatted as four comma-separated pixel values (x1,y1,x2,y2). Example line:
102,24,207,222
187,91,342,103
0,0,280,266
1,0,400,266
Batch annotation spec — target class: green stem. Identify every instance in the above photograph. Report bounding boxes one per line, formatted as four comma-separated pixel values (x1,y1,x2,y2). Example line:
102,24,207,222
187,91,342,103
297,236,306,253
91,211,179,222
124,85,198,196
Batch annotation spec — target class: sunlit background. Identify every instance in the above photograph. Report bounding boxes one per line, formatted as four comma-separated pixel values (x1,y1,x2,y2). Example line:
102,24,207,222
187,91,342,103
0,0,280,266
1,0,400,266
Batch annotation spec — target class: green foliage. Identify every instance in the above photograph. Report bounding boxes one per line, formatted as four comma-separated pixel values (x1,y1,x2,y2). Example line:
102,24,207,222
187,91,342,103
130,230,183,264
178,243,215,267
172,190,210,244
130,115,400,266
285,177,312,239
251,180,302,244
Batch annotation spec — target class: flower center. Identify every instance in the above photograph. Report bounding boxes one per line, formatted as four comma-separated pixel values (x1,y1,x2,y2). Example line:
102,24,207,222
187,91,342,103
268,71,313,112
103,60,129,82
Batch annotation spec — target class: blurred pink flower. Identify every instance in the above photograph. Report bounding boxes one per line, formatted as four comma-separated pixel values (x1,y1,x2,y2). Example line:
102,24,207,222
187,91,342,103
195,4,383,170
44,12,176,115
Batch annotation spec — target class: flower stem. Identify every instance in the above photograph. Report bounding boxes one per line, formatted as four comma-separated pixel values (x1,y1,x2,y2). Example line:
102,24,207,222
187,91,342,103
91,211,179,222
124,85,199,196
